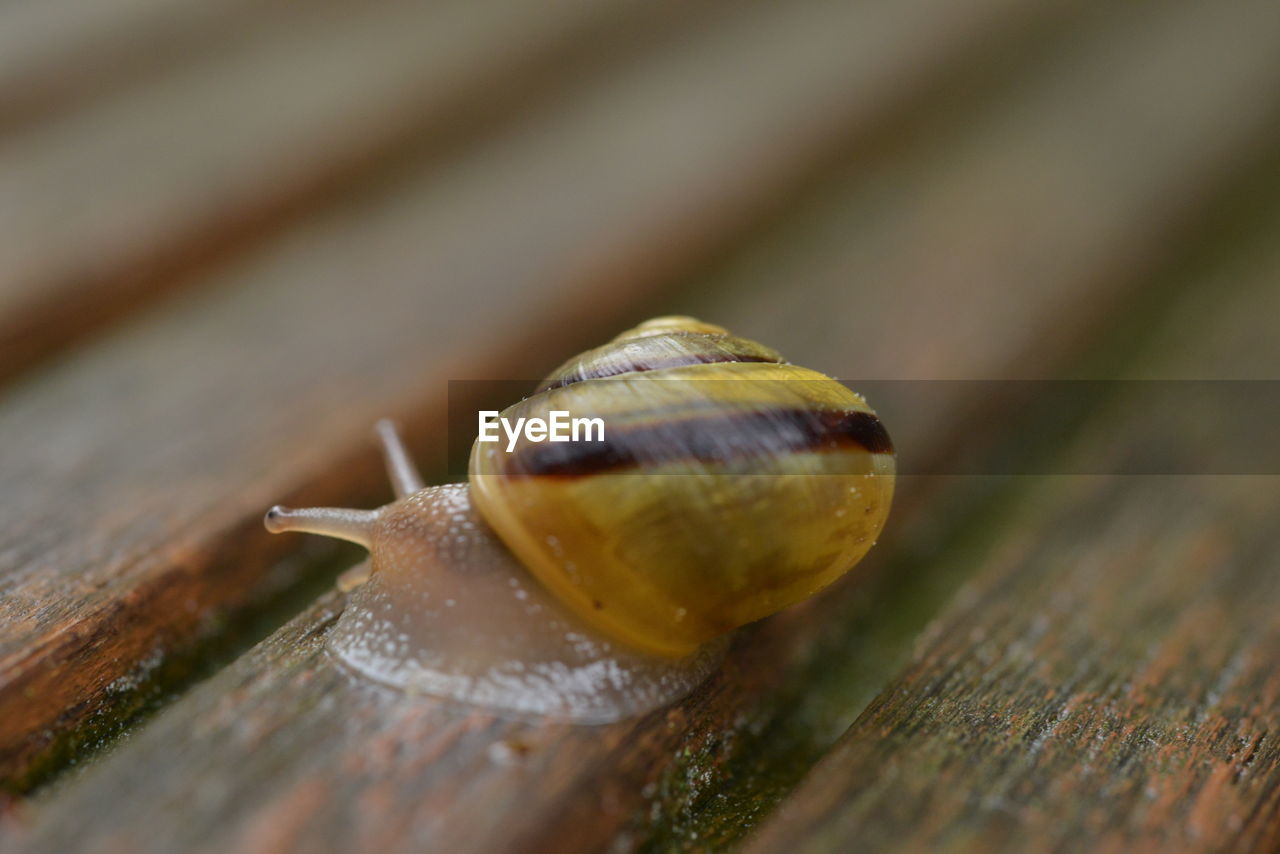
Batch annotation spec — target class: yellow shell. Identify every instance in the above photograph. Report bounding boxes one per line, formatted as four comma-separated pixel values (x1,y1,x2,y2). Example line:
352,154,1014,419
469,317,895,658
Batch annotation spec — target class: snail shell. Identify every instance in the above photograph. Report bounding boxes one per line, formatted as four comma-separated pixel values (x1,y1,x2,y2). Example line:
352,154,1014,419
471,317,894,657
266,317,894,722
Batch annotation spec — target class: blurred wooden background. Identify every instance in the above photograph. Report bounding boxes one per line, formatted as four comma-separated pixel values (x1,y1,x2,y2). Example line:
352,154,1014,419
1,0,1279,851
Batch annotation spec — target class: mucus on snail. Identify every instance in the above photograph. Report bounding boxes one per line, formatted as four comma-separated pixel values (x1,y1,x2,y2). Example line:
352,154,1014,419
264,316,895,723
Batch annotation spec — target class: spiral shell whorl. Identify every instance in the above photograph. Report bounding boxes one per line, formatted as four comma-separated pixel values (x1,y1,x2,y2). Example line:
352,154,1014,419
537,316,786,392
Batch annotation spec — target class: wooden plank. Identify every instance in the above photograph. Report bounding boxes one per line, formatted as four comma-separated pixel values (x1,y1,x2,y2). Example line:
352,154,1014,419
741,195,1280,854
0,0,340,133
0,0,718,386
0,0,1049,792
9,1,1280,850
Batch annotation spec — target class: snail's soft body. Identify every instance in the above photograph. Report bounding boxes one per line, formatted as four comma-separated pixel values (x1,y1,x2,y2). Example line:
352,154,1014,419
266,317,894,722
326,483,728,722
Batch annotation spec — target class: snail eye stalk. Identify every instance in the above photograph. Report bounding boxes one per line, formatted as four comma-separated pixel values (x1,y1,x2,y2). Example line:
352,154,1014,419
263,505,379,549
374,418,425,498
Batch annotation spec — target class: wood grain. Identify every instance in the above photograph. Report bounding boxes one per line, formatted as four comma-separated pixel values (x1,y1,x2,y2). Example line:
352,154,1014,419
742,199,1280,854
7,0,1279,850
0,0,1054,792
0,0,718,387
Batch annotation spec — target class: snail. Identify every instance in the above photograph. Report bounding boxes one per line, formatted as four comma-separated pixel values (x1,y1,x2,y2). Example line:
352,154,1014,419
264,317,894,722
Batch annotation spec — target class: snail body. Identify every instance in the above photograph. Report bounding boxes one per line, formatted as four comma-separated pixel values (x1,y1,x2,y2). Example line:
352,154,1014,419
266,317,894,722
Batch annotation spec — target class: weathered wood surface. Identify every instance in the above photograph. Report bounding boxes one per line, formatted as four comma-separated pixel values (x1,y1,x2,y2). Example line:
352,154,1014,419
742,184,1280,854
4,0,1278,851
0,0,1071,792
0,0,714,385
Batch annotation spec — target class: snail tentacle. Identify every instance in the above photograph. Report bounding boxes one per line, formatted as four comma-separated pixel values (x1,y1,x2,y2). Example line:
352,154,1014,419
374,418,425,498
263,505,379,548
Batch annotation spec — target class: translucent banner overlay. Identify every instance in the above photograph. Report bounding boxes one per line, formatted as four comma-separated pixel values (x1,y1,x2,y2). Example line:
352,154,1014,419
444,379,1280,476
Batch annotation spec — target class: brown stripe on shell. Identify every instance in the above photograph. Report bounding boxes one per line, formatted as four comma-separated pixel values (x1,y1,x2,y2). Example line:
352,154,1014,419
538,332,784,392
503,408,893,477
